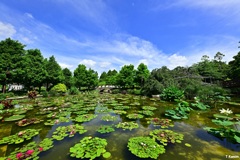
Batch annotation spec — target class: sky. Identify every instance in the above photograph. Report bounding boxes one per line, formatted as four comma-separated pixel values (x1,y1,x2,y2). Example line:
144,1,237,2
0,0,240,74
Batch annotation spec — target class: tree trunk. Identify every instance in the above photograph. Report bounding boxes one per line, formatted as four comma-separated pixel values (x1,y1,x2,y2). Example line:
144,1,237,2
2,84,6,93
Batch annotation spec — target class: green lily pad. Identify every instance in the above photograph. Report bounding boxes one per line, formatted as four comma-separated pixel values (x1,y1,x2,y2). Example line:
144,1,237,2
97,125,115,134
142,106,157,111
127,136,165,159
101,115,117,121
115,122,139,130
126,113,144,119
185,143,192,147
102,152,111,158
4,114,25,121
73,114,97,123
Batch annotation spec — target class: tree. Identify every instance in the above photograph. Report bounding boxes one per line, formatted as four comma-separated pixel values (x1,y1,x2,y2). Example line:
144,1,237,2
135,63,150,88
0,38,26,93
62,68,73,89
106,69,118,85
117,64,135,87
85,69,98,90
44,56,64,91
228,51,240,79
99,71,107,85
22,49,47,91
74,64,87,89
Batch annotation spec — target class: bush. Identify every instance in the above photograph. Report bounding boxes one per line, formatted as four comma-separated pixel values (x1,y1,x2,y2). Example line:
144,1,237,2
160,86,184,101
0,92,15,101
50,83,67,94
42,90,49,97
69,86,79,95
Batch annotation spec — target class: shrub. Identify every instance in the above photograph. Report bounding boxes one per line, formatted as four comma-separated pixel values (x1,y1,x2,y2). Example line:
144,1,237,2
50,83,67,94
160,86,184,101
0,92,15,101
68,86,79,95
42,90,49,97
28,90,37,99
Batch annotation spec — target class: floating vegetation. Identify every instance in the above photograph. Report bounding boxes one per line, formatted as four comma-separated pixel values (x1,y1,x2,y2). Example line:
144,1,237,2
16,118,43,126
4,114,25,121
115,122,139,130
46,111,71,119
146,118,174,128
0,129,40,145
149,129,184,146
73,110,88,115
52,124,87,140
101,114,117,121
73,114,97,123
95,107,112,113
113,110,127,115
130,102,141,106
165,101,192,119
69,137,111,159
138,110,154,116
126,113,144,119
5,138,54,160
44,117,70,125
97,125,115,134
127,136,165,159
142,106,157,111
114,105,130,110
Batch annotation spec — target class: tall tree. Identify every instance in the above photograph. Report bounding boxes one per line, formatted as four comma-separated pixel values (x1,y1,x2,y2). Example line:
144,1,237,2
22,49,47,91
117,64,135,87
99,71,107,85
44,56,64,91
0,38,26,93
85,69,98,90
135,63,150,88
74,64,87,89
228,51,240,79
106,69,118,85
62,68,73,89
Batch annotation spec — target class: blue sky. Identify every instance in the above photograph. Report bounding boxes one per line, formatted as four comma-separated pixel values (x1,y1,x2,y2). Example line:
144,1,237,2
0,0,240,74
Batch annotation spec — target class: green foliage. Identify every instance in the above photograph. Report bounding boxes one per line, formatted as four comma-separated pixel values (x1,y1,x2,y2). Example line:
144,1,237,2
62,68,73,89
228,51,240,79
117,64,135,87
146,118,174,128
16,118,43,126
127,136,165,159
138,110,154,116
52,124,87,140
149,129,184,146
142,106,157,110
69,137,110,160
44,117,71,125
126,113,144,119
115,122,139,130
191,97,210,110
73,114,97,123
141,78,164,96
135,63,150,87
50,83,67,93
68,86,79,95
165,100,192,119
42,90,48,97
0,92,15,101
4,114,25,121
160,86,184,101
101,115,117,121
0,129,40,144
97,125,115,134
113,110,127,115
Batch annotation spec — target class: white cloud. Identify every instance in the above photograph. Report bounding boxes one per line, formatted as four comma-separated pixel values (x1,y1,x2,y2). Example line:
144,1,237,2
0,21,16,39
99,61,111,68
168,54,188,69
59,62,74,69
24,13,34,19
79,59,96,68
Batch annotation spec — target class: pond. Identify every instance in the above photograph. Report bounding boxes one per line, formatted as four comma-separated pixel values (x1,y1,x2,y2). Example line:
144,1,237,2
0,93,239,160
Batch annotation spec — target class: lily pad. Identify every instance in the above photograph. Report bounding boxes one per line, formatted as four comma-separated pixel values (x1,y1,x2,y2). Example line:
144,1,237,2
149,129,184,146
142,106,157,111
115,122,139,130
101,115,117,121
126,113,144,119
16,118,43,126
73,114,97,123
0,129,40,145
127,136,165,159
69,137,110,160
102,152,111,158
113,110,127,115
97,125,115,134
138,110,154,116
146,118,174,128
4,114,25,121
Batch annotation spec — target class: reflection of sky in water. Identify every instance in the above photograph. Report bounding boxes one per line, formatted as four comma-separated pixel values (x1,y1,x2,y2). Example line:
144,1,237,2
1,94,240,160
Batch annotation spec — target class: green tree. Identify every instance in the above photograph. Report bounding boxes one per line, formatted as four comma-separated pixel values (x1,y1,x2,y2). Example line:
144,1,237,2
99,71,107,85
44,56,64,91
117,64,135,88
85,69,98,90
62,68,73,89
22,49,47,91
106,69,118,85
228,51,240,79
74,64,87,89
0,38,26,93
135,63,150,88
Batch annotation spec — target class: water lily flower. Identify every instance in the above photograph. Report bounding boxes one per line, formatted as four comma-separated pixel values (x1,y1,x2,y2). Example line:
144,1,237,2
18,131,24,136
55,119,59,124
16,153,23,159
26,149,34,155
219,108,233,115
38,147,43,151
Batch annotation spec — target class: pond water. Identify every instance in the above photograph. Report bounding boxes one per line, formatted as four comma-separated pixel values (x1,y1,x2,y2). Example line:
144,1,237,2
0,93,239,160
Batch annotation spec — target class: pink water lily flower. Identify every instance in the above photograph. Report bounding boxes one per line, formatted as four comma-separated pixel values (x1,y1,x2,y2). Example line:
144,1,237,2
26,149,34,155
16,152,23,159
39,147,43,151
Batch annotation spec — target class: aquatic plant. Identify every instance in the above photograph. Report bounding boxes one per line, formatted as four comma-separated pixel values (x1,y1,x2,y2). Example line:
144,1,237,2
219,108,233,115
97,125,115,134
69,137,111,159
115,122,139,130
52,124,87,140
16,118,43,126
165,100,192,119
73,114,97,123
101,114,117,121
114,105,130,110
191,97,210,110
149,129,184,146
126,113,144,119
142,106,157,111
4,114,25,121
127,136,165,159
44,117,70,125
138,110,154,116
146,118,174,128
5,138,54,160
113,110,127,115
0,129,40,145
